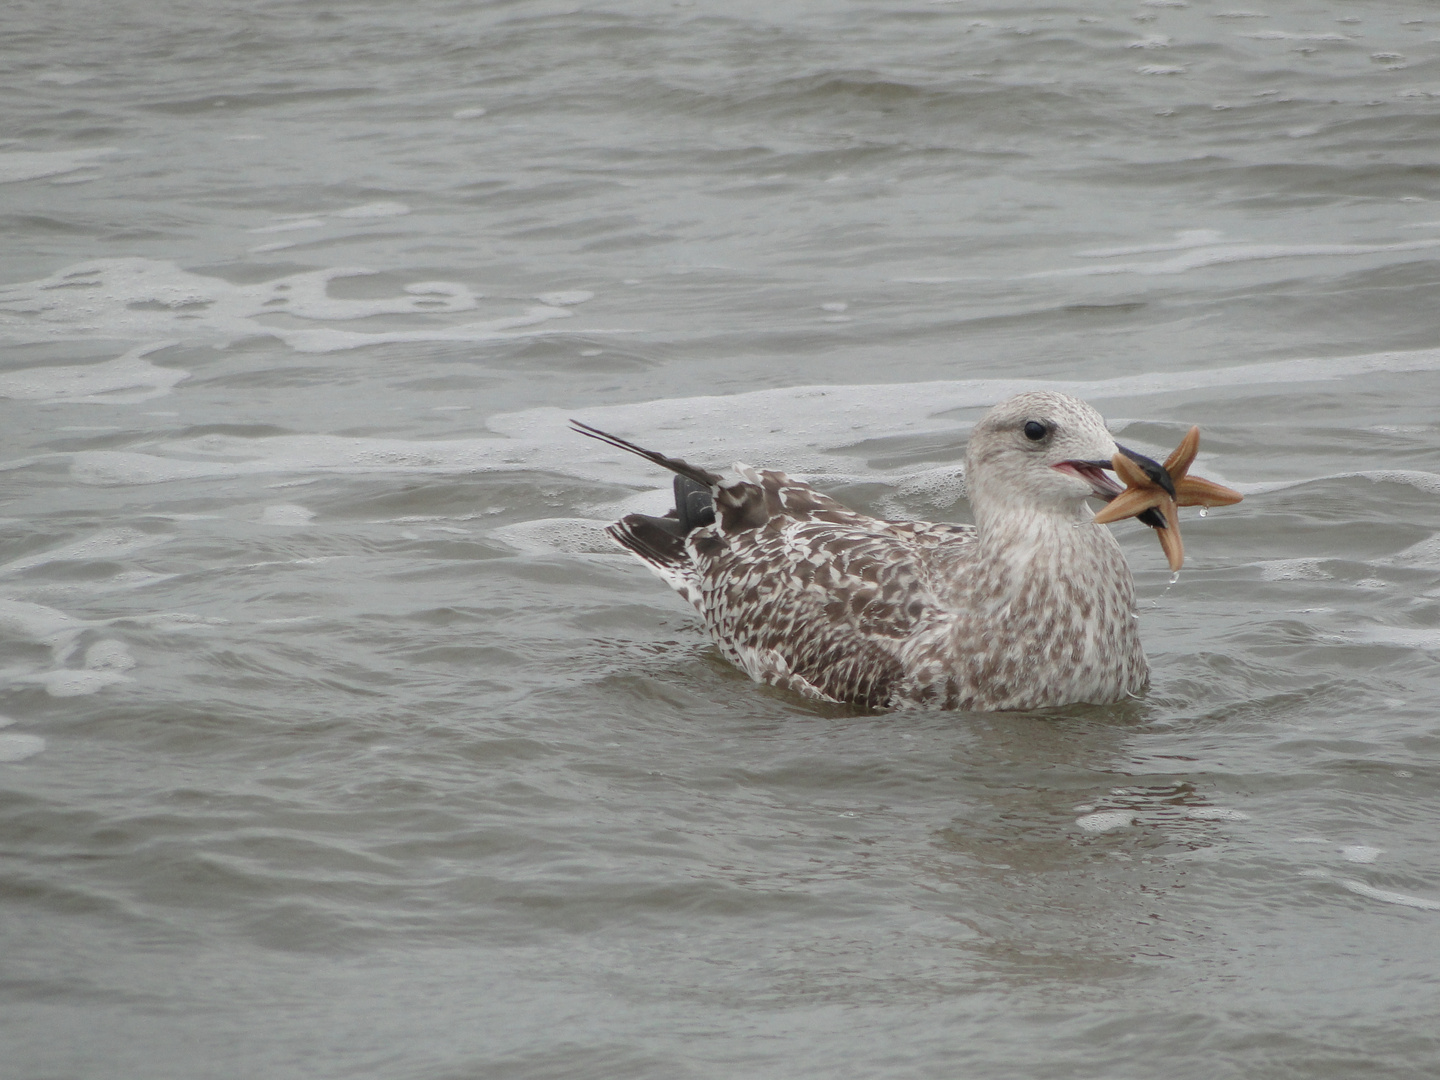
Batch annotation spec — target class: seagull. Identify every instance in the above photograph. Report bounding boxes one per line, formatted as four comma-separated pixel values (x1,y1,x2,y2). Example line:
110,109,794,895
573,390,1239,711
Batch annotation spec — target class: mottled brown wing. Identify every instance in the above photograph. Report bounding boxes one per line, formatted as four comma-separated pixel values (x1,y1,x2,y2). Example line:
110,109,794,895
691,486,977,708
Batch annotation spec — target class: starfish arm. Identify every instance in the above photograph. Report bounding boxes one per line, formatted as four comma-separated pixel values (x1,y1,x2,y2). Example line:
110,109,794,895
1164,426,1200,478
1174,474,1243,508
1111,451,1153,490
1155,498,1184,571
1092,488,1165,525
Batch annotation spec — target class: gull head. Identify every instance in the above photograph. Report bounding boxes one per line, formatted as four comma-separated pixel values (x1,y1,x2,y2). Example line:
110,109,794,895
965,391,1161,524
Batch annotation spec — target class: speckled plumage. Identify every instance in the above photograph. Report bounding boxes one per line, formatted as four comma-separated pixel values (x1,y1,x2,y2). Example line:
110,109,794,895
576,391,1150,711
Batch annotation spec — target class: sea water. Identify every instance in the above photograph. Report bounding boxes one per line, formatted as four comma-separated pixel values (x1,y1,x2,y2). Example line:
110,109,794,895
4,2,1440,1078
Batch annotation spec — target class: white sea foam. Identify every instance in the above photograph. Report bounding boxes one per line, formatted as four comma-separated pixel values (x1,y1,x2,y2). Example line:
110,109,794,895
1340,845,1383,864
0,343,186,404
0,733,45,762
890,466,968,509
23,346,1440,506
534,290,594,306
490,517,620,555
1385,535,1440,567
1337,879,1440,911
67,433,539,486
0,602,139,696
1359,469,1440,496
1185,806,1250,820
83,640,135,673
1242,31,1353,43
259,504,316,526
0,527,163,576
332,201,410,218
0,598,90,660
1076,811,1135,833
281,305,572,353
24,669,132,697
1345,627,1440,651
0,258,521,350
1259,559,1331,582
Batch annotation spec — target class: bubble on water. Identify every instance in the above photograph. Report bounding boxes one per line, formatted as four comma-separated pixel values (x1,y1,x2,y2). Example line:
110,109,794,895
1075,811,1135,833
1340,845,1383,864
1198,506,1208,517
260,504,316,526
31,669,132,697
534,290,594,306
1259,558,1330,581
891,466,967,510
490,517,617,555
1185,806,1250,821
84,640,135,672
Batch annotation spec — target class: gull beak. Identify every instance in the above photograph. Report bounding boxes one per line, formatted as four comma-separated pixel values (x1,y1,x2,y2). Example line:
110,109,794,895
1054,452,1168,531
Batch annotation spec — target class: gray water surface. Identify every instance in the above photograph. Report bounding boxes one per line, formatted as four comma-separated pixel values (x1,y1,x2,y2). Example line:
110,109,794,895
3,2,1440,1078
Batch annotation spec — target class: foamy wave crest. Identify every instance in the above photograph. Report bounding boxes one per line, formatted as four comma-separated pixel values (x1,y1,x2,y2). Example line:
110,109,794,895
0,257,595,354
15,346,1438,502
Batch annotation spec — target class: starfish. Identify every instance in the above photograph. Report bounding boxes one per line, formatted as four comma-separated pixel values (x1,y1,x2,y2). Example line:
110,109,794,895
1091,426,1242,572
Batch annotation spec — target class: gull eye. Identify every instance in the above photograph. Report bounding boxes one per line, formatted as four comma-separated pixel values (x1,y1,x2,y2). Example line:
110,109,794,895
1023,420,1048,442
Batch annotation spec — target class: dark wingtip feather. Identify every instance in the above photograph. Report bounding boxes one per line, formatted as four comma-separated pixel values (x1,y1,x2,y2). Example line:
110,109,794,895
570,419,722,489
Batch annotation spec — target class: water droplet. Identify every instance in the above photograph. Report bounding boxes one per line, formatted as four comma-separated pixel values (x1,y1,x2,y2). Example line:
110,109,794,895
1169,571,1181,585
1198,506,1208,518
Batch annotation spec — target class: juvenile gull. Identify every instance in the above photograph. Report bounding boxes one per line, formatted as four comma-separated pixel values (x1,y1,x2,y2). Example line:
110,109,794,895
574,391,1225,711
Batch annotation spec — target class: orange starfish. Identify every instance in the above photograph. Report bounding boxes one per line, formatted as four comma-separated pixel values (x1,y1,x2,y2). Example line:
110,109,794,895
1091,426,1242,572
